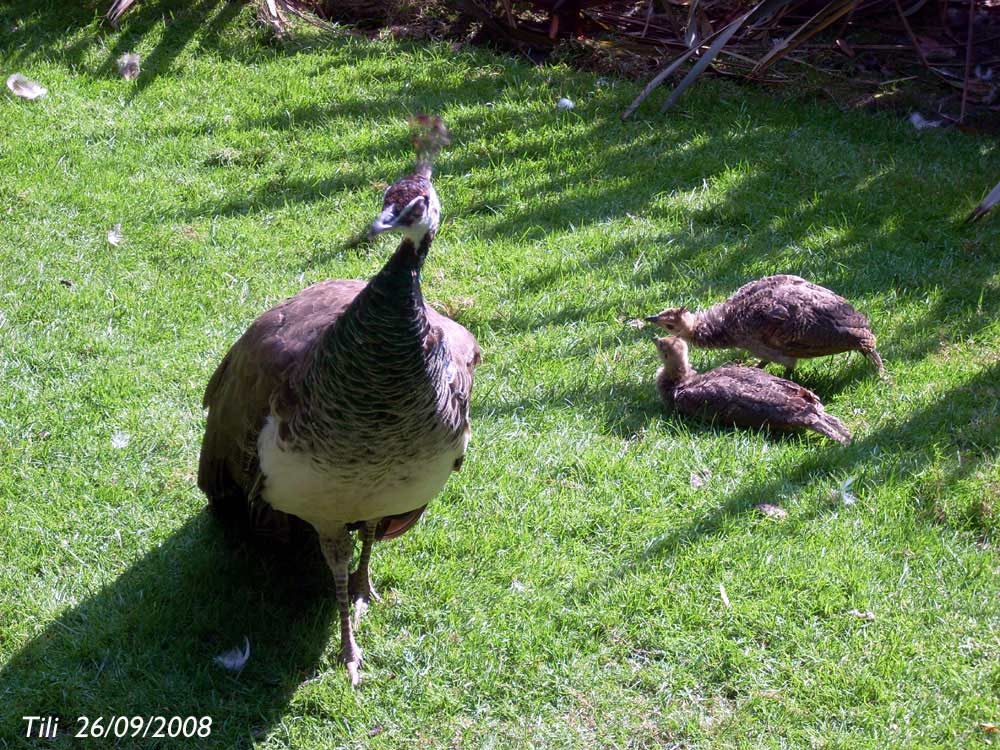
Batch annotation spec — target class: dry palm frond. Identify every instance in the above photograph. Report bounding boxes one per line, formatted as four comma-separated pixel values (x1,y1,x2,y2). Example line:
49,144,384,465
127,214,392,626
106,0,140,27
966,179,1000,223
623,0,796,118
101,0,1000,127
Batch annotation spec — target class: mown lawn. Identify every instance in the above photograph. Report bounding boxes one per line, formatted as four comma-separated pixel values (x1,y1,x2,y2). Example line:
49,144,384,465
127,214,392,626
1,1,998,748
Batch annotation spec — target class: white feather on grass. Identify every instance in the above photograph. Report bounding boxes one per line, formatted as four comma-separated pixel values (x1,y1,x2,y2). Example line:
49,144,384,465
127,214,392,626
107,224,124,246
6,74,47,100
214,637,251,672
909,112,943,130
839,477,858,506
117,53,141,81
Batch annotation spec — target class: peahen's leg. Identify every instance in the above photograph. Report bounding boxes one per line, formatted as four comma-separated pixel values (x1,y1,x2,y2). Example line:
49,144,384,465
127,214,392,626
348,520,381,627
319,527,363,687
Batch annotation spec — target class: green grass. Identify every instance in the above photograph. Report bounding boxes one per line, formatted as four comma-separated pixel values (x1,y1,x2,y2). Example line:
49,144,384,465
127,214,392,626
2,1,999,748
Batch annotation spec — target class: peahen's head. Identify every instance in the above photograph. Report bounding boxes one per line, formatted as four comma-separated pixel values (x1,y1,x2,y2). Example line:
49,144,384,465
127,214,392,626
369,115,449,244
368,174,441,244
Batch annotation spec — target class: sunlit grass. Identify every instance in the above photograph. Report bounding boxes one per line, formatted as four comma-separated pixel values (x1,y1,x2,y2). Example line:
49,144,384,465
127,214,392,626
1,1,999,748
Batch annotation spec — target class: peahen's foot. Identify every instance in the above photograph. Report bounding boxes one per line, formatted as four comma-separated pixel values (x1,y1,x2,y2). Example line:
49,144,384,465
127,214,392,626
341,632,363,688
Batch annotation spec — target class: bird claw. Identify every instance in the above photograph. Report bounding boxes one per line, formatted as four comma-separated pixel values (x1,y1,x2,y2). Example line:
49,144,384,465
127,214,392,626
342,642,363,688
346,659,362,688
349,567,380,598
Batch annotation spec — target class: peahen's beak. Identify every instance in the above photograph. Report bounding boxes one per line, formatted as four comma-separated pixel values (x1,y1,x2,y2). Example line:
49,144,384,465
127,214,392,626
368,207,400,237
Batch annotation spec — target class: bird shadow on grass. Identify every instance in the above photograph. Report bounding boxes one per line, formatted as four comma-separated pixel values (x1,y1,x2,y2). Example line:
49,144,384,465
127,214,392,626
0,511,339,750
577,359,1000,596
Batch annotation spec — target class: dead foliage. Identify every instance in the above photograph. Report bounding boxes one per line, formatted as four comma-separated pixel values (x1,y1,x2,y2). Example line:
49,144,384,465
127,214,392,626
102,0,999,217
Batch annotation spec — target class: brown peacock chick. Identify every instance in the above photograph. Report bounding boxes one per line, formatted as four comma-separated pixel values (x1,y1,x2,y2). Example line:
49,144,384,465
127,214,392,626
653,336,852,444
645,275,885,377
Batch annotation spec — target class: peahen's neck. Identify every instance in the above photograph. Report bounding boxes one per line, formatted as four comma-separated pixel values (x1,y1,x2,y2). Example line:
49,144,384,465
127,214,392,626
294,232,447,445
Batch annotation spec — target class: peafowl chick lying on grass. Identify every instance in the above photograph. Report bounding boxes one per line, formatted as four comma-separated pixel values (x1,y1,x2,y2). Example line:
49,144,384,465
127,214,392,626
653,336,852,444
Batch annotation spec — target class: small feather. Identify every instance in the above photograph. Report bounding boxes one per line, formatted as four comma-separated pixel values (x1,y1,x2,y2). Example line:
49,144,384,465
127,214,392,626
966,179,1000,223
719,583,731,609
557,97,575,110
690,468,712,489
214,636,251,672
847,609,875,621
117,53,141,81
6,73,47,100
909,112,942,130
107,224,124,246
839,477,858,506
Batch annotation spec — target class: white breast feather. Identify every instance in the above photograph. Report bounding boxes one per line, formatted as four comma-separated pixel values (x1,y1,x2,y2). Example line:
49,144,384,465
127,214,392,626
256,417,463,535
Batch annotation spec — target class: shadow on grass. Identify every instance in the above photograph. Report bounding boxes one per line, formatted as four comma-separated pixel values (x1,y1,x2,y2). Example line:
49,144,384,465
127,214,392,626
0,512,339,749
586,358,1000,589
7,1,994,359
3,0,998,651
1,0,244,92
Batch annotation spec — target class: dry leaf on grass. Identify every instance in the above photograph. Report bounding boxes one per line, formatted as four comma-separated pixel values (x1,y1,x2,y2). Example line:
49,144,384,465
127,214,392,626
214,636,251,672
719,583,731,609
6,73,47,100
755,503,788,520
978,723,998,732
